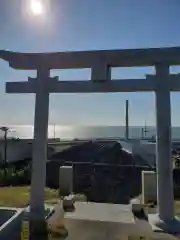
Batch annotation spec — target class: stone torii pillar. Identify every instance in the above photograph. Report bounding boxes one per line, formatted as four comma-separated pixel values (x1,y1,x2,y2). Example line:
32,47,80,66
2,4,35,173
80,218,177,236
155,64,174,220
147,68,180,232
29,68,58,222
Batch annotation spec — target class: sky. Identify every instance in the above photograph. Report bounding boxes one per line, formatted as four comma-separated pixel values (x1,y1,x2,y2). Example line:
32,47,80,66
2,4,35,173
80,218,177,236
0,0,180,127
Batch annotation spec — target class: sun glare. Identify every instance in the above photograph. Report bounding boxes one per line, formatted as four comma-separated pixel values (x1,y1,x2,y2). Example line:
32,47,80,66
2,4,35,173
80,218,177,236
30,0,44,15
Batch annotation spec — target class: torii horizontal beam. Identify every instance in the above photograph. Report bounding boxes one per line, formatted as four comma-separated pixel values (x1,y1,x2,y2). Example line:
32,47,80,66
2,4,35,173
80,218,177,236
1,47,180,70
6,76,180,93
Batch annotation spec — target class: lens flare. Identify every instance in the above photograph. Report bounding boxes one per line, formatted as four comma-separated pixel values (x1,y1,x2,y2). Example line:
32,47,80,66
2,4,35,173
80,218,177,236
30,0,44,15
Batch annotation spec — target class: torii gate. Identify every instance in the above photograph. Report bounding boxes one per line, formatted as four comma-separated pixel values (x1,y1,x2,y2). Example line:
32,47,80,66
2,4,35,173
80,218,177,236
1,47,180,232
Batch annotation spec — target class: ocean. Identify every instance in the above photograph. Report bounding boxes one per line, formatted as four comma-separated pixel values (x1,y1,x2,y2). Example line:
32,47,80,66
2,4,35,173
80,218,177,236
1,125,180,140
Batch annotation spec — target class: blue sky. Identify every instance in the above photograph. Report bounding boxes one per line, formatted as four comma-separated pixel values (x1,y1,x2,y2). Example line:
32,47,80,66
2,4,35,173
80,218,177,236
0,0,180,126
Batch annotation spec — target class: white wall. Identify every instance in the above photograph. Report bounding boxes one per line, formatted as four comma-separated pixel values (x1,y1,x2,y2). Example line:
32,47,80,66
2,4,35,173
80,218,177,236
0,138,156,165
0,140,32,163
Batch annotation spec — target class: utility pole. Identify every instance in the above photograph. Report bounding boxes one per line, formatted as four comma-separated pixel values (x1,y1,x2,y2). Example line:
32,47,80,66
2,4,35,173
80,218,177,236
144,120,148,138
125,100,129,140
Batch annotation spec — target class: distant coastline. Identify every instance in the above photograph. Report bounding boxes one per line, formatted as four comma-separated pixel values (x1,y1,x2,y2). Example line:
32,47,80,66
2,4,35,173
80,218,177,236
1,125,180,140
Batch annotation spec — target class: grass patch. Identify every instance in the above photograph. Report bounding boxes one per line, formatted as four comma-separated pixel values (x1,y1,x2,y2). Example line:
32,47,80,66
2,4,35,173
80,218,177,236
175,200,180,217
0,186,59,208
0,186,86,208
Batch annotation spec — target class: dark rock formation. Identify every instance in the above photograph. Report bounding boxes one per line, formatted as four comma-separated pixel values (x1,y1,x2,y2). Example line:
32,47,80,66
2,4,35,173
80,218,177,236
0,140,154,203
46,140,151,204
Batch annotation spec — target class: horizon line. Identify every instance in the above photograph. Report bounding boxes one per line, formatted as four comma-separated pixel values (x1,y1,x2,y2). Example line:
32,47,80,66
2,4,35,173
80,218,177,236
1,124,180,128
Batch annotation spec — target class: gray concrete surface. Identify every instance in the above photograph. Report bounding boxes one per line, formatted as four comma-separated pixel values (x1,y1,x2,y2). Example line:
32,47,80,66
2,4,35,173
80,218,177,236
65,202,134,224
63,202,152,240
64,225,180,240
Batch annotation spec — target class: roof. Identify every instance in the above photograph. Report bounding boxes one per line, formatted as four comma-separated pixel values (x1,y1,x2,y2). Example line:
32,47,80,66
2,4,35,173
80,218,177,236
119,141,132,154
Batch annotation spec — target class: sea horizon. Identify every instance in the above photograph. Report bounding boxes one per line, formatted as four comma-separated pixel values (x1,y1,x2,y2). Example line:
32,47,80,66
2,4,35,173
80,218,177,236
1,125,180,140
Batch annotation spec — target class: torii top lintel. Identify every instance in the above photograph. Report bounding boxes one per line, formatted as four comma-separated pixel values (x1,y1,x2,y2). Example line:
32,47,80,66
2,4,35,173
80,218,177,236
0,47,180,70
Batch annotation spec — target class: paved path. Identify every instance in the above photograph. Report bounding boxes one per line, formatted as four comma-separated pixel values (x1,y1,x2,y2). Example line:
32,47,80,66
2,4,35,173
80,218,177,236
48,232,180,240
32,230,180,239
46,202,180,240
151,233,179,240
